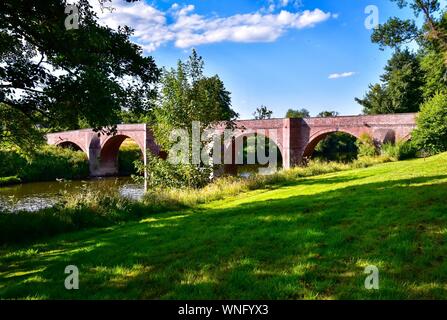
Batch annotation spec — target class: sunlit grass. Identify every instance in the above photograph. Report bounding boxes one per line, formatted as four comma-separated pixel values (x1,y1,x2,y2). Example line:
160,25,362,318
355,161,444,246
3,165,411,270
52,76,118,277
1,154,447,299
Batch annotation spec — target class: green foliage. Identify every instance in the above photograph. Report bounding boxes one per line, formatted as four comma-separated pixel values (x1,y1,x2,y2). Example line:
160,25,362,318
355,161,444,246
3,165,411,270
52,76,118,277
149,49,237,189
317,110,339,117
371,1,447,62
118,141,143,176
356,49,424,114
412,92,447,155
285,108,310,118
0,0,160,147
154,49,237,151
371,17,419,49
356,133,379,157
0,145,89,183
420,48,447,99
135,154,212,189
0,190,148,244
0,103,45,150
0,176,21,187
253,105,273,120
381,140,417,160
313,132,358,162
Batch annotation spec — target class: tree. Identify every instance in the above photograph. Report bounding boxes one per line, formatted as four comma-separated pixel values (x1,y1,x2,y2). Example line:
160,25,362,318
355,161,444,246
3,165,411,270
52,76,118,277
154,49,238,150
145,50,238,188
371,0,447,66
285,108,310,118
355,84,390,115
0,0,160,147
419,47,447,99
253,105,273,120
412,92,447,155
317,110,339,117
356,49,424,114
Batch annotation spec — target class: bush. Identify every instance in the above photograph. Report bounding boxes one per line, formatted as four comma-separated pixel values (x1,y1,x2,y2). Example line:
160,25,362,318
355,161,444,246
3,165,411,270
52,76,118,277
136,154,212,189
0,176,21,187
412,92,447,155
356,133,378,157
381,140,417,160
0,145,89,183
0,147,27,177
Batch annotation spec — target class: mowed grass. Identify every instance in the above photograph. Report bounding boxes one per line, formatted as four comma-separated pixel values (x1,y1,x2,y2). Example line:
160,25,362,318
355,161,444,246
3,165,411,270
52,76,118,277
1,154,447,299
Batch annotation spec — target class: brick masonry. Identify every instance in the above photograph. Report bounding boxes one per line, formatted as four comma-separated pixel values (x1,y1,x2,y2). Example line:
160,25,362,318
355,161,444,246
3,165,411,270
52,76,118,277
47,113,417,176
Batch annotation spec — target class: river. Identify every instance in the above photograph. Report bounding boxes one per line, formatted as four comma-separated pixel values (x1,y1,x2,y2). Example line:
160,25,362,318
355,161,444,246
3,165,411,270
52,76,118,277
0,177,145,212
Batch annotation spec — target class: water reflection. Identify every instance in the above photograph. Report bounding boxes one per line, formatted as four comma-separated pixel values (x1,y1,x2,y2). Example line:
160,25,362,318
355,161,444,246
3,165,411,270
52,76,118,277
0,177,144,212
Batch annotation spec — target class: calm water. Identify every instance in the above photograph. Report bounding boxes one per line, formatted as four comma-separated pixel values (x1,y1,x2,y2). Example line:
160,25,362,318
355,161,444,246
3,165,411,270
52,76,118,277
0,177,145,212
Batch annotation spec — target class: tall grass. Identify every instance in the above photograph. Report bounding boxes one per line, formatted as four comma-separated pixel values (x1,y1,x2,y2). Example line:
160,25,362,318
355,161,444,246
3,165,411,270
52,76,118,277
381,140,417,160
0,156,392,245
143,156,392,209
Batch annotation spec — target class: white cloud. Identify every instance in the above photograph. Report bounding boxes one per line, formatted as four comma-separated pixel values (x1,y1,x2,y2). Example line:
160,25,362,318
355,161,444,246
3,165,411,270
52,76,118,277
265,0,303,12
328,72,356,79
91,1,333,53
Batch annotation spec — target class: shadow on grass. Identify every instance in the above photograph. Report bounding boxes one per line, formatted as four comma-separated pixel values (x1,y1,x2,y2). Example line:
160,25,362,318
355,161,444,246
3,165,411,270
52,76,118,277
1,175,447,299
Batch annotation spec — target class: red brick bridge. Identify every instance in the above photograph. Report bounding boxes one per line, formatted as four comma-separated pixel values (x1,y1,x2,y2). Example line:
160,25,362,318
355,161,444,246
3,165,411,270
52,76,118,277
47,113,417,176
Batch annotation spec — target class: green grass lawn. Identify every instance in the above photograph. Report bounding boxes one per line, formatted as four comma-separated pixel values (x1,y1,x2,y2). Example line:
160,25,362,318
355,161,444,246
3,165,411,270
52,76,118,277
1,154,447,299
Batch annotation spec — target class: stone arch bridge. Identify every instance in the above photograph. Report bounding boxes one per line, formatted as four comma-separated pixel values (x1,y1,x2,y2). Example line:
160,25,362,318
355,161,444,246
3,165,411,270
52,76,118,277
47,113,417,176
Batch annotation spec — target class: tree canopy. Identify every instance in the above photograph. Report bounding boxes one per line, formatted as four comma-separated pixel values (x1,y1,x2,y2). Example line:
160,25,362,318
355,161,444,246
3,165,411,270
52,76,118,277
285,108,310,118
0,0,160,147
356,49,424,114
153,49,238,150
371,0,447,66
317,111,339,117
253,105,273,120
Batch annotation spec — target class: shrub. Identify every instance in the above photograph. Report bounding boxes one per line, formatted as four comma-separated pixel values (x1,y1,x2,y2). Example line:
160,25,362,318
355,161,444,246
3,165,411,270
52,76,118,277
356,133,378,157
412,92,447,155
0,145,89,183
381,140,417,160
135,154,212,189
0,176,21,187
0,148,27,177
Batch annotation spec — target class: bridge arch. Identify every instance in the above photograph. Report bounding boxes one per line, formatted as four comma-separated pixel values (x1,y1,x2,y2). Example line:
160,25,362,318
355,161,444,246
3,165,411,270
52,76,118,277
222,130,284,175
303,129,362,160
99,134,145,176
55,140,87,154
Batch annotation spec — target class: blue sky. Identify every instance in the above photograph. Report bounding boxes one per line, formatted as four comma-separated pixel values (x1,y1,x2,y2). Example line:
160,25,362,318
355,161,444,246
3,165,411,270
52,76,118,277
97,0,422,119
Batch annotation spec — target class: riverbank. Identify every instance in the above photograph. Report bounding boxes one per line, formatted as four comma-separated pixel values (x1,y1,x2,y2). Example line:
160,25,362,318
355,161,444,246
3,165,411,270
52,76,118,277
0,156,392,245
0,176,21,187
0,145,89,184
0,177,144,213
1,153,446,299
0,140,143,187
